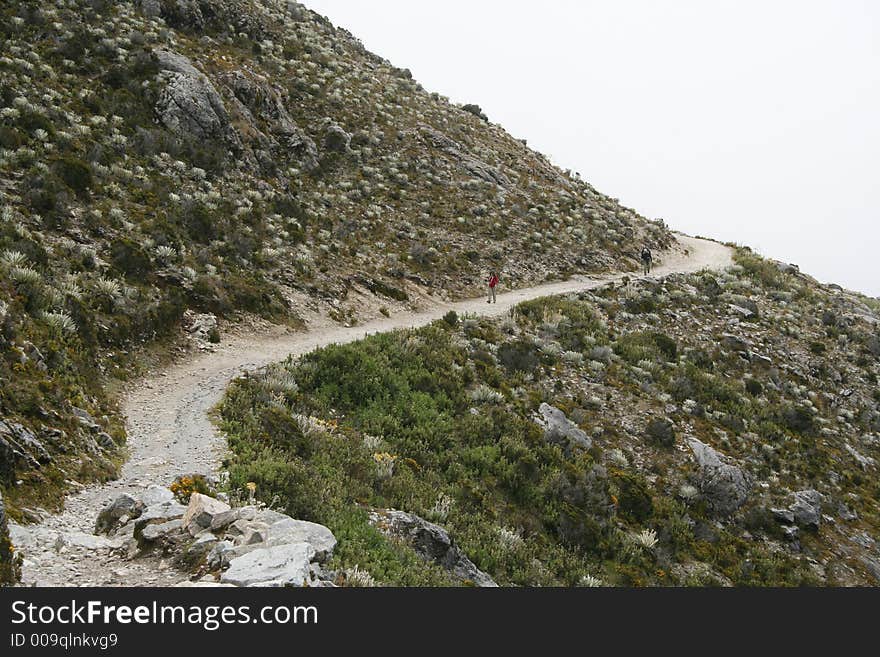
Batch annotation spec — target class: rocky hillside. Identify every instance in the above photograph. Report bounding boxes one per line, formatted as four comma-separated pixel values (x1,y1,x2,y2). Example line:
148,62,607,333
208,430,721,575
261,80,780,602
219,250,880,586
0,0,671,529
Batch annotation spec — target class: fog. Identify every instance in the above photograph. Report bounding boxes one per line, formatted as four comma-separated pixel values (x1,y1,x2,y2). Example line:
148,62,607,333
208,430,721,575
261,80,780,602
306,0,880,296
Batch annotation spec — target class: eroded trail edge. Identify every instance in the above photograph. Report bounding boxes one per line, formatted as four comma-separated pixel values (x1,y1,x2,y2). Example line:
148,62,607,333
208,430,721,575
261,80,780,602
11,235,733,586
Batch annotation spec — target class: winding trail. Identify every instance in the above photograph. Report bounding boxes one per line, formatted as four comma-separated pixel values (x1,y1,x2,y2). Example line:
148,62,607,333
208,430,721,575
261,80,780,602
10,235,732,586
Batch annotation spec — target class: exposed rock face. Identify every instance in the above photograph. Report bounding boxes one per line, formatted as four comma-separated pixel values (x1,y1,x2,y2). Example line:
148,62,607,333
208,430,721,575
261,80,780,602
418,123,510,187
155,50,236,146
790,489,823,530
862,556,880,584
687,438,750,516
534,403,592,454
141,0,277,41
70,407,116,451
368,509,497,587
0,419,52,483
220,69,319,169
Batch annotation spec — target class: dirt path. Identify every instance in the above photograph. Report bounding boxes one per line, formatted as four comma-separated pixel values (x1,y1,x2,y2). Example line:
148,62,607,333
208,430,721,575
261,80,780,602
10,234,732,586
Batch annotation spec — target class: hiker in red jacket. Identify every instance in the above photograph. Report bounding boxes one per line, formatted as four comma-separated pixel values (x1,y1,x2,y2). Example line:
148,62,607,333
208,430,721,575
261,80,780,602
487,271,500,304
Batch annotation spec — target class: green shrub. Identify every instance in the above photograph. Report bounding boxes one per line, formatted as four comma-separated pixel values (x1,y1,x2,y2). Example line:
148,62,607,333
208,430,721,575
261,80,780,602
0,126,23,149
110,239,152,279
52,156,93,197
498,339,540,374
615,331,677,364
612,470,654,522
781,406,815,435
645,418,676,448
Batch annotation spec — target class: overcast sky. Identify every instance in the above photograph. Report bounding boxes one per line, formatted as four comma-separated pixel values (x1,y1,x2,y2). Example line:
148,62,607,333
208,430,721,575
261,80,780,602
306,1,879,296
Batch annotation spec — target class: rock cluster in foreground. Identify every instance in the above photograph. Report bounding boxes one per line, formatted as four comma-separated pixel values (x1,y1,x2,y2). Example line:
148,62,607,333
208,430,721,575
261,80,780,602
96,486,337,587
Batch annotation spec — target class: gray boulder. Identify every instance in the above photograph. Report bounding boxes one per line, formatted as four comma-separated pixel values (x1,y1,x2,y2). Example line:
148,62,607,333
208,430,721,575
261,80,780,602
179,532,219,568
263,517,337,561
221,543,316,587
687,438,750,516
534,403,592,453
369,509,497,587
140,519,183,544
207,540,235,570
181,493,231,536
139,485,175,508
209,508,240,532
96,494,145,534
771,508,795,524
790,489,823,530
133,501,187,540
218,516,337,566
155,50,235,144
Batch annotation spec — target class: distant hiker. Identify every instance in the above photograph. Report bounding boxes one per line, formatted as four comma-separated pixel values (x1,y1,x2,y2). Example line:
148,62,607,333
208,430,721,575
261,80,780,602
487,271,500,304
641,247,653,275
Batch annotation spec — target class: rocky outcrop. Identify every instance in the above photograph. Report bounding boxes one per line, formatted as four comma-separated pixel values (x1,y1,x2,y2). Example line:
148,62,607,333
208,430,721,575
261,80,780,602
368,509,497,587
155,50,238,147
97,486,338,587
534,403,592,454
687,438,750,516
140,0,277,41
789,489,823,530
417,123,510,187
0,420,51,483
220,69,319,169
71,408,116,451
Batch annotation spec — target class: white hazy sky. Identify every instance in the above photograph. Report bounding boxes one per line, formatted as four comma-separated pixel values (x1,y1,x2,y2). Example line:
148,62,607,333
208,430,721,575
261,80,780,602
306,0,879,296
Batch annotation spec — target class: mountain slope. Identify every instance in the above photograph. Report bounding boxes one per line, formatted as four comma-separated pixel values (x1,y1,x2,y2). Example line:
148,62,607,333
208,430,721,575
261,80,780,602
219,248,880,586
0,0,671,530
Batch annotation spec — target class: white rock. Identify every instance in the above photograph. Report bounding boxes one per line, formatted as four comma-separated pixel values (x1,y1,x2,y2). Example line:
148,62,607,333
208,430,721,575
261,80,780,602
221,543,316,587
139,485,175,507
181,493,231,536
